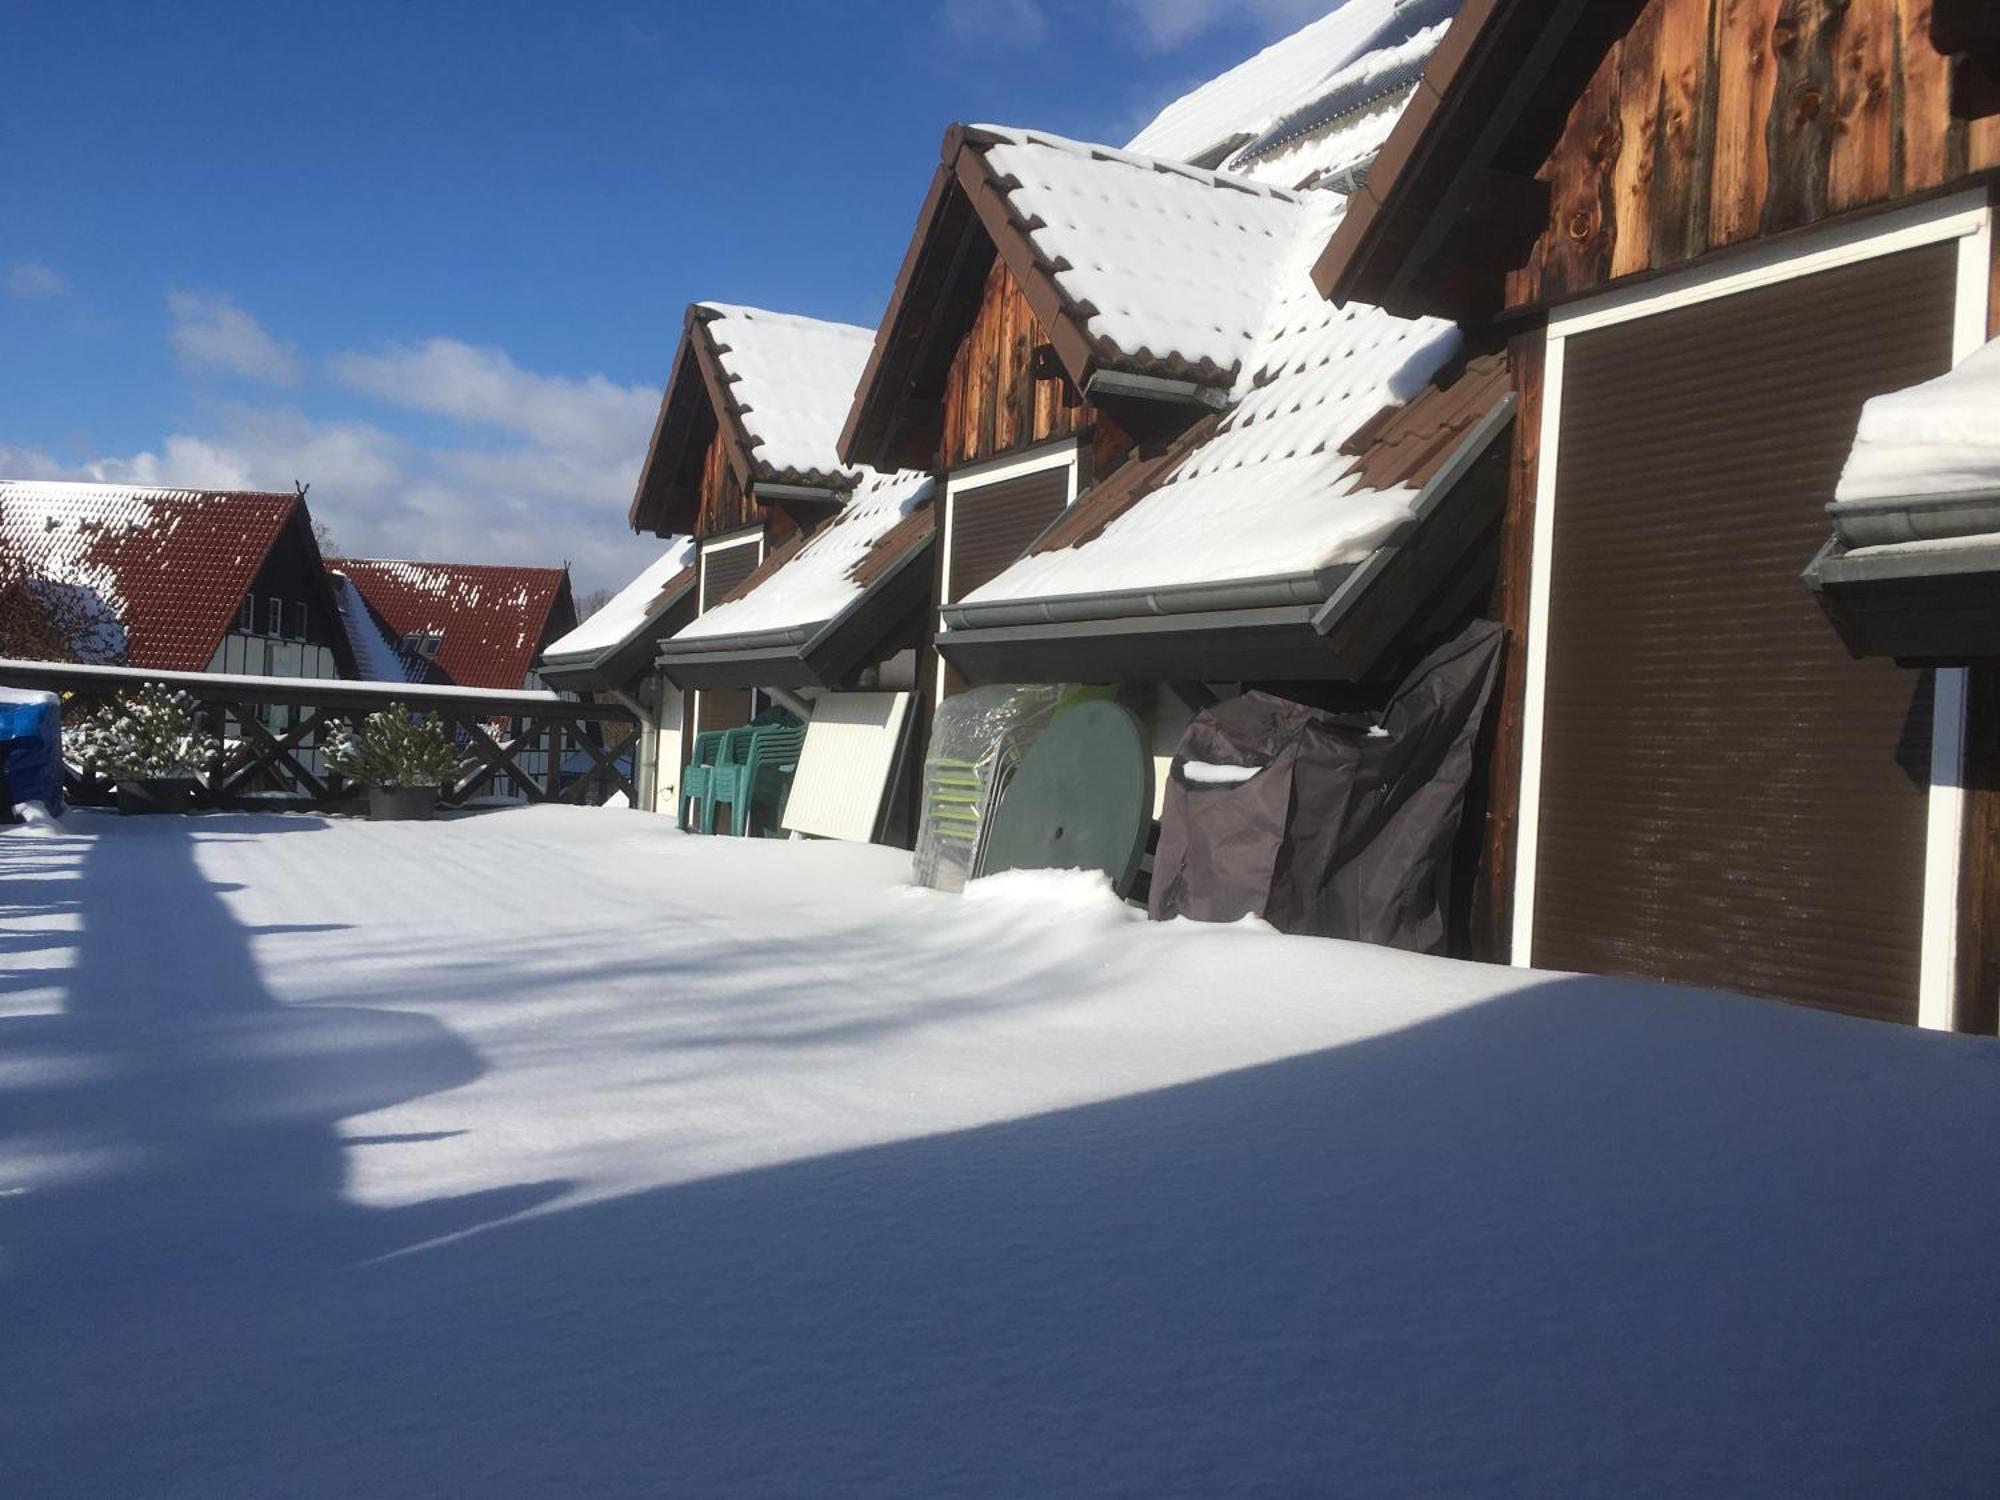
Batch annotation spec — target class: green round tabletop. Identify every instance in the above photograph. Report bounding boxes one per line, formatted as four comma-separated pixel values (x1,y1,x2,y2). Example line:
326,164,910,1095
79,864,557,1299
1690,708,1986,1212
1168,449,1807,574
979,699,1153,896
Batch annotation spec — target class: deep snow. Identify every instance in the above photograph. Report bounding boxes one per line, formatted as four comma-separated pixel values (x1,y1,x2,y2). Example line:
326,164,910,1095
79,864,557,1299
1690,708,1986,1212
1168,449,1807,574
3,806,1999,1496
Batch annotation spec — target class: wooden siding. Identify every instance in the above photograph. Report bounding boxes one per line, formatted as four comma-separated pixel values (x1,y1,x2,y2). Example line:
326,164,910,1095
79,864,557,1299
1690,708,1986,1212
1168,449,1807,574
695,427,759,540
941,256,1086,470
1505,0,2000,311
1469,328,1546,962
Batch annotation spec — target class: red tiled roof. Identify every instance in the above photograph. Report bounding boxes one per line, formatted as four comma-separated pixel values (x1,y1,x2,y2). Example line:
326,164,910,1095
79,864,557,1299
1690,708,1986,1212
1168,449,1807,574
0,480,301,671
328,558,575,690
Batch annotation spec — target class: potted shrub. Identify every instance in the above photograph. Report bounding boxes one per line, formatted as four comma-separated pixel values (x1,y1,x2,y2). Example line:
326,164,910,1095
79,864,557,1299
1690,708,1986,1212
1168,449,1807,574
68,684,213,814
322,706,467,821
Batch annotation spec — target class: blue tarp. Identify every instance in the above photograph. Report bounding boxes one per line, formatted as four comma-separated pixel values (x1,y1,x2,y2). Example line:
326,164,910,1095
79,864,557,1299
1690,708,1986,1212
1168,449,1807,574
0,686,64,815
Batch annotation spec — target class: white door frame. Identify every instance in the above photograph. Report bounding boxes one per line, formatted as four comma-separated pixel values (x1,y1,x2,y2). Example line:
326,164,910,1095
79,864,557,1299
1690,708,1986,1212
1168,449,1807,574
935,437,1082,707
1510,190,1994,1031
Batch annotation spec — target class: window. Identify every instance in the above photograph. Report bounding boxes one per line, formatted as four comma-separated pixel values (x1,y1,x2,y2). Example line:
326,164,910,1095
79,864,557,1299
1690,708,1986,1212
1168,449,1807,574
293,602,309,641
240,595,256,633
266,598,283,637
402,631,443,660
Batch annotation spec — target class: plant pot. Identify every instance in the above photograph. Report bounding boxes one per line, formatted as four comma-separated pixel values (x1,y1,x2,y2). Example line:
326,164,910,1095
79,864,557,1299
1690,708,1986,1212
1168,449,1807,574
115,777,199,815
367,785,440,822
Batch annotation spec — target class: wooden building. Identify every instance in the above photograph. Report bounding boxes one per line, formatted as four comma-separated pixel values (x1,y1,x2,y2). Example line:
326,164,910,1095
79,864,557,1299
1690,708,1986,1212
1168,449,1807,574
1312,0,2000,1029
629,302,941,838
837,7,1515,856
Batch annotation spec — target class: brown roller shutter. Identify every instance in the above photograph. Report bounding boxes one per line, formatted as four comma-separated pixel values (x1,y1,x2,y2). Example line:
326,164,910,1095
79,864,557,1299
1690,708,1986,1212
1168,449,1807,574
946,464,1070,603
694,687,753,738
694,538,763,739
700,538,761,607
1531,244,1958,1023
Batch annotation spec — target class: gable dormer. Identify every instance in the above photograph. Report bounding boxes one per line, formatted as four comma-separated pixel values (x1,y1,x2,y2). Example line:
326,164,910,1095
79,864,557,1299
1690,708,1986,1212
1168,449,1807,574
629,303,877,545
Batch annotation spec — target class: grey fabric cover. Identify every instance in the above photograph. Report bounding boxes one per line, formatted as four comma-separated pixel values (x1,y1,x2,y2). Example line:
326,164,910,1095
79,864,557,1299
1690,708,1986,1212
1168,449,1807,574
1149,620,1502,951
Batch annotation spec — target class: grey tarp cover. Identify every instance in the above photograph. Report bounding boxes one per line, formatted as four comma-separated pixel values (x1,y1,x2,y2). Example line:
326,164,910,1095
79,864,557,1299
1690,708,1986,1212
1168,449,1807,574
1149,620,1502,950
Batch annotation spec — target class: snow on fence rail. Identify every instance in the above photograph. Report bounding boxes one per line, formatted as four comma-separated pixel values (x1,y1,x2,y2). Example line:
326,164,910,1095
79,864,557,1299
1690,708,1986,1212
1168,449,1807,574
0,656,640,811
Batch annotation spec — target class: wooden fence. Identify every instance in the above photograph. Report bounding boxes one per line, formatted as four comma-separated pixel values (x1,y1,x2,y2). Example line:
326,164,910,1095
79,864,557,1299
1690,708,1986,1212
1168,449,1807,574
0,658,640,812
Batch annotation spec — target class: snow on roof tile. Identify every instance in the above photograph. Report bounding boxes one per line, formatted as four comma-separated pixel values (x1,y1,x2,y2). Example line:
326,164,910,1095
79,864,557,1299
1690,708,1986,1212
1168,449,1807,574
544,537,698,660
968,125,1308,386
328,571,415,684
961,193,1471,604
1125,0,1461,173
695,304,878,485
674,471,935,642
0,479,300,669
1837,335,2000,505
330,558,572,690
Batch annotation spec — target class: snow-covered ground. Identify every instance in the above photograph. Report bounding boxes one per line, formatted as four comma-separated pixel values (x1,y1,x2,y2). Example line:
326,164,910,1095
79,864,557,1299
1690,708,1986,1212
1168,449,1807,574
3,806,1998,1496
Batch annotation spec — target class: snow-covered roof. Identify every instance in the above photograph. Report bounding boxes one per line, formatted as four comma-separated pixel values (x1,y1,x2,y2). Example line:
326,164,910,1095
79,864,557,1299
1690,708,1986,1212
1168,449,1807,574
674,472,934,643
544,537,697,660
1837,336,2000,504
967,126,1308,386
330,558,573,690
329,571,414,684
1126,0,1462,187
0,480,307,669
696,304,876,486
960,163,1491,607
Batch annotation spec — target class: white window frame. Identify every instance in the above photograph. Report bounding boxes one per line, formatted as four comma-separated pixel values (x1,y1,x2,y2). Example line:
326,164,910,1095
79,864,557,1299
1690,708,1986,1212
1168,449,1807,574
266,597,284,638
935,437,1082,707
1510,189,1994,1032
691,527,766,740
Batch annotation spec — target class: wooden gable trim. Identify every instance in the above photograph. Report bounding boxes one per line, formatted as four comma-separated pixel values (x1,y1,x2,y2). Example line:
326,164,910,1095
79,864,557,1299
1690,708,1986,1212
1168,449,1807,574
949,129,1105,396
840,159,974,472
629,328,719,537
841,124,1215,473
1314,0,2000,321
1310,0,1627,319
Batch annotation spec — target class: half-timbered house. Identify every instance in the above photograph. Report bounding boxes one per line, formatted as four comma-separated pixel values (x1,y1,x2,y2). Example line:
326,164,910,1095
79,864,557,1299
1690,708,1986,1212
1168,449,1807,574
0,480,356,679
1311,0,2000,1029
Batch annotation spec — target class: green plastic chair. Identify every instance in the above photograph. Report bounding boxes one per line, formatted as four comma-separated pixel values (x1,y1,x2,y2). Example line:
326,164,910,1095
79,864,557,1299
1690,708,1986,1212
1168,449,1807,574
706,722,807,836
696,726,758,834
677,729,729,831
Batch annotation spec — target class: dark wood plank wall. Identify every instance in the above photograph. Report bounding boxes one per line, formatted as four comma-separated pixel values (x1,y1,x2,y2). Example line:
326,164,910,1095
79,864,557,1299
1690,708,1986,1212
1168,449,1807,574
941,255,1085,470
695,427,759,540
1468,328,1546,962
1506,0,2000,311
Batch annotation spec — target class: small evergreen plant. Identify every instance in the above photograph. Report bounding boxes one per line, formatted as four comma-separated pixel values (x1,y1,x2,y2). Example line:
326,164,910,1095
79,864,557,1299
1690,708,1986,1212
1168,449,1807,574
68,684,212,782
322,706,466,789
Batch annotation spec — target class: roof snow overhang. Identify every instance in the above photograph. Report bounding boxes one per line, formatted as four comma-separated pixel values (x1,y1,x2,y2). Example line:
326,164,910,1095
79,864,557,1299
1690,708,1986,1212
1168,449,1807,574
1311,0,2000,321
630,305,861,538
1308,0,1645,320
937,388,1516,686
537,565,698,692
839,124,1250,473
654,523,936,692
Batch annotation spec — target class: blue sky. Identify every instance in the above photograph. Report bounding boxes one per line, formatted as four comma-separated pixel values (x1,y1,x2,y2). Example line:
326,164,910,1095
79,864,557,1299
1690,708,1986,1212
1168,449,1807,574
1,0,1330,593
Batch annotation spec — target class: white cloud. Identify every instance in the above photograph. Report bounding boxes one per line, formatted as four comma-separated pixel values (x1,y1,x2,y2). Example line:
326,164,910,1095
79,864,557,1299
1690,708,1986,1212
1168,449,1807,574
6,262,68,300
168,291,304,387
940,0,1049,50
14,378,663,598
328,337,658,455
